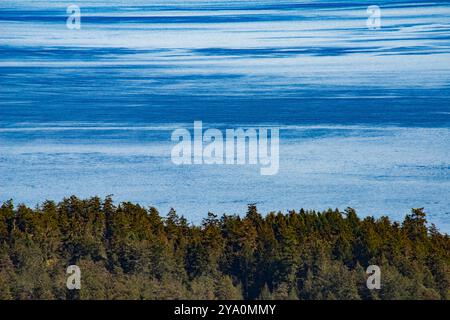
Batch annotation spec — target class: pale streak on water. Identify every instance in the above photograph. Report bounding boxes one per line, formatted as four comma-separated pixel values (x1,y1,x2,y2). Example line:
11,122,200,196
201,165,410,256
0,1,449,232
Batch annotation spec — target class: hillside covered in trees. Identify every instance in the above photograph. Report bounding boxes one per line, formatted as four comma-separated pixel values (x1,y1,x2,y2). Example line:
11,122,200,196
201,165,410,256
0,196,448,300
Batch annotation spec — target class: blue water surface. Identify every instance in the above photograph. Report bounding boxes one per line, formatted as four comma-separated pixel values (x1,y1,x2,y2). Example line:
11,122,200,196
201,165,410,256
0,1,449,231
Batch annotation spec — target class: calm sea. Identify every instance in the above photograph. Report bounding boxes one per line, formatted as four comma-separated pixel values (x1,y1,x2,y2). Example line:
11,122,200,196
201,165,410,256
1,1,449,232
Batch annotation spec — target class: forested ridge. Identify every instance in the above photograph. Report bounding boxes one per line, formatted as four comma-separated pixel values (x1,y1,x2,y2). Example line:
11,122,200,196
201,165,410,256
0,196,448,300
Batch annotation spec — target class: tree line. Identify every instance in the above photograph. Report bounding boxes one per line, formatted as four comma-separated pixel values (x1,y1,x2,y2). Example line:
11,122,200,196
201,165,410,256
0,196,448,299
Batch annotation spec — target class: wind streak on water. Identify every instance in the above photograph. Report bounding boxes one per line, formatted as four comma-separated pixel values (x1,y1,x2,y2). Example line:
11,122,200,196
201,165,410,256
0,1,449,231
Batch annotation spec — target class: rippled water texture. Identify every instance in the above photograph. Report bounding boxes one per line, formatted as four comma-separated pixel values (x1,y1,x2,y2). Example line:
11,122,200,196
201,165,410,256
0,1,449,231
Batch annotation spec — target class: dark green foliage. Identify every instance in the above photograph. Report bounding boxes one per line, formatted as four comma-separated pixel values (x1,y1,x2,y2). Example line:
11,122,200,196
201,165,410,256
0,197,448,300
